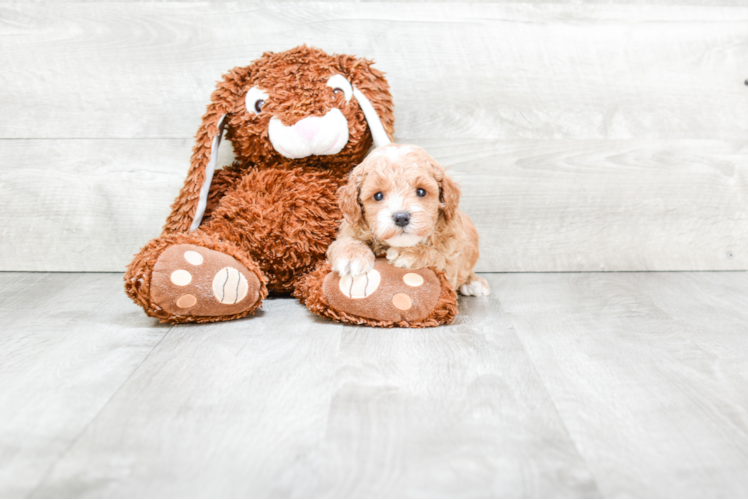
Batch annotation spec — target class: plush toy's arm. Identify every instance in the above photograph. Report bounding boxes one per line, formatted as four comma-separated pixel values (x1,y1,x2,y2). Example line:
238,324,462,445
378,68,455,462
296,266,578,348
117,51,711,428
197,166,245,225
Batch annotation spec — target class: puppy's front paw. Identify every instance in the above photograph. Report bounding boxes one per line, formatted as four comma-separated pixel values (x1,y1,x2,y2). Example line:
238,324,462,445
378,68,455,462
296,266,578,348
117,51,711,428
391,255,416,269
331,249,375,277
386,247,414,269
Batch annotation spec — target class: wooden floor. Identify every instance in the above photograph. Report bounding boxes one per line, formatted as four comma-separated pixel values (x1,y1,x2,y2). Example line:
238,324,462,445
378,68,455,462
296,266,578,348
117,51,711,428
1,271,747,498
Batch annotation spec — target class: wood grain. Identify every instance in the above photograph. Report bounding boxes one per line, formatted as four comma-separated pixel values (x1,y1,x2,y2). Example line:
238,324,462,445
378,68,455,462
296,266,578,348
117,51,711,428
27,275,598,498
6,0,745,4
3,1,748,497
2,2,747,273
0,138,232,272
1,138,745,272
425,138,748,272
0,3,747,140
274,298,598,497
0,272,169,498
4,270,747,497
495,271,748,497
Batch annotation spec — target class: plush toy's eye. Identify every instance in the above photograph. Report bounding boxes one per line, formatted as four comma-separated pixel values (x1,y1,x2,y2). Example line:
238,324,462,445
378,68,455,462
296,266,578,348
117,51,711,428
373,192,384,201
416,188,427,197
326,75,353,102
245,87,269,116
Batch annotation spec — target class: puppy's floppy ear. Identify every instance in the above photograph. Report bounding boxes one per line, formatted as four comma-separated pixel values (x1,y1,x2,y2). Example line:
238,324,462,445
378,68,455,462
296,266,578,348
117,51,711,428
339,56,395,148
162,66,249,234
439,174,461,222
432,161,461,222
338,167,365,228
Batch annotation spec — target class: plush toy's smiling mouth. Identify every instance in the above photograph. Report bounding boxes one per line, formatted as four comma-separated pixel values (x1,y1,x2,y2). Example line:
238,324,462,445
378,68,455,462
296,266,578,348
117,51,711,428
268,109,349,159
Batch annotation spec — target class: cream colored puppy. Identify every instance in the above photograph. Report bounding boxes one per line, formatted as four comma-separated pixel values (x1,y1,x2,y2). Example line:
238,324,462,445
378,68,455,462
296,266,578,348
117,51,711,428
328,144,490,296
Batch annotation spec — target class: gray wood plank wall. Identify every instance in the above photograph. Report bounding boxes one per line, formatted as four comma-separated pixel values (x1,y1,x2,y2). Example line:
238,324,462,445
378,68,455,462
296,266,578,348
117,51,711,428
1,2,746,272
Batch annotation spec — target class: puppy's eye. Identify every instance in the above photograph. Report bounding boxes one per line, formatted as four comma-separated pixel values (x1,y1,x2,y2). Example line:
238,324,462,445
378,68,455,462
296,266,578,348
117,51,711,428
333,88,343,95
416,188,427,197
373,192,384,201
254,100,265,113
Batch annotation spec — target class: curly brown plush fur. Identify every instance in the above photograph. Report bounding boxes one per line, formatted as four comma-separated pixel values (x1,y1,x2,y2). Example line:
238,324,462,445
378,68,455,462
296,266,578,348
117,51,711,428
161,48,394,234
125,46,395,323
126,45,459,327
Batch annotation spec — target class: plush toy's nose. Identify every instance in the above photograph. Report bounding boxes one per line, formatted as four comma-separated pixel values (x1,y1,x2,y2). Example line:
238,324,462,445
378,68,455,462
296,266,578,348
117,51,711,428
293,118,322,141
393,212,411,227
268,109,349,159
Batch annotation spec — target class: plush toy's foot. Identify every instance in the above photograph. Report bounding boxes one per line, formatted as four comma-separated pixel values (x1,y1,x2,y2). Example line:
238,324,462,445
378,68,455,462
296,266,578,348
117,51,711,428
295,259,458,328
150,244,263,320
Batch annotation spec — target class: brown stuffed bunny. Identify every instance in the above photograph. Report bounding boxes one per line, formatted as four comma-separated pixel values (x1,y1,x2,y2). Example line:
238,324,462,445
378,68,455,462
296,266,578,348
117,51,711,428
125,46,457,326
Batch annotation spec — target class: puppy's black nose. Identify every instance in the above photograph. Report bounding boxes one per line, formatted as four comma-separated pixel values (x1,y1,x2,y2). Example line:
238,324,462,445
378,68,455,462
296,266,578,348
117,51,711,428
393,212,411,227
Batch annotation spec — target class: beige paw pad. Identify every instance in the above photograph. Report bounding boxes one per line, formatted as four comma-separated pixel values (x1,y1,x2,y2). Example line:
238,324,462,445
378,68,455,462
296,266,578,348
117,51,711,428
403,273,424,287
170,270,192,286
392,293,413,311
183,250,204,266
212,267,249,305
322,259,444,323
151,244,261,317
176,294,197,308
339,269,381,299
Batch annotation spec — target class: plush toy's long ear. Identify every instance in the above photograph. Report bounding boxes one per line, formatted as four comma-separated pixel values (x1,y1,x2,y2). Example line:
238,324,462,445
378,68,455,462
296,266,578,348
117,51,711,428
188,114,226,231
340,56,395,147
352,87,390,149
162,68,246,234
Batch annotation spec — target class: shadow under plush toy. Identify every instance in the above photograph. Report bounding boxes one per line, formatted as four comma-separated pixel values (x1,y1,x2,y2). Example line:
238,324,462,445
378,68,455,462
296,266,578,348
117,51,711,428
125,46,458,327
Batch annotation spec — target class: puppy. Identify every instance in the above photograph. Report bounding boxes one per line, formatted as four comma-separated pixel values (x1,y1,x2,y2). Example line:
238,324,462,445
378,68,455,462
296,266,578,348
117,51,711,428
327,144,490,296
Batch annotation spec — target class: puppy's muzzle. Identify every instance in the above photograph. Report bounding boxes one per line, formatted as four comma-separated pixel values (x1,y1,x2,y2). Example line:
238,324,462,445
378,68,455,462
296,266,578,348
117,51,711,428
393,212,411,227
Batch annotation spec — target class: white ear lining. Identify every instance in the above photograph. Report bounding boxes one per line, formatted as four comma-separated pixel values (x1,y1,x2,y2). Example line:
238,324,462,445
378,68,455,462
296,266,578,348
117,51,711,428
327,74,353,102
352,86,391,149
189,114,227,232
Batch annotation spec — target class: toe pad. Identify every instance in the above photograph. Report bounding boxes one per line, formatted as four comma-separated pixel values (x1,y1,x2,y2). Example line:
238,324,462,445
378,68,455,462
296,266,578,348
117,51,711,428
322,259,442,323
151,244,261,317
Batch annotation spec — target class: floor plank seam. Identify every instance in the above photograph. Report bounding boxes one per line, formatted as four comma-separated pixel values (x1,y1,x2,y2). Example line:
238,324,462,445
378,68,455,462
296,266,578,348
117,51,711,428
499,302,605,497
25,324,175,498
0,272,48,295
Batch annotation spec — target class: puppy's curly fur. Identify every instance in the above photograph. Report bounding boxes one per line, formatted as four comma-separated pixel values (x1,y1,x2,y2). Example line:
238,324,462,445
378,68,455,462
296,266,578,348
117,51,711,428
328,144,490,296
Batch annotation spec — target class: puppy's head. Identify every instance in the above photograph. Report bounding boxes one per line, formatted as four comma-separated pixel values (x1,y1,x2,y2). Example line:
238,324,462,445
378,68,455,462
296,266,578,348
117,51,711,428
340,144,461,247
